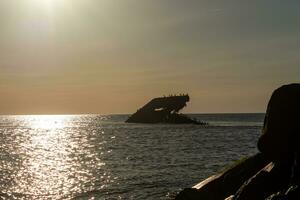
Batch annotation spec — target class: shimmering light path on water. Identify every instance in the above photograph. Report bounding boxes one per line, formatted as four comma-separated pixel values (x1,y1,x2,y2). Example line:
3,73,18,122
1,115,114,199
0,114,264,199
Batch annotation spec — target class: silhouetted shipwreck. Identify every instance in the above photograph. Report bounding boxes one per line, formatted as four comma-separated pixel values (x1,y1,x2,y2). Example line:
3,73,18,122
126,94,207,125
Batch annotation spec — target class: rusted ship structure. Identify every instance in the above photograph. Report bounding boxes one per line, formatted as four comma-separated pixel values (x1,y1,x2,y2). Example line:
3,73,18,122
126,94,207,125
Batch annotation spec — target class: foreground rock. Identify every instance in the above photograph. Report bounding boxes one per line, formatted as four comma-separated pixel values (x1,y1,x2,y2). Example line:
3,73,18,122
175,83,300,200
175,153,269,200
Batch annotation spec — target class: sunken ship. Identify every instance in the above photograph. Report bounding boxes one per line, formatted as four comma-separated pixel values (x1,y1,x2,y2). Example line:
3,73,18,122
126,94,207,125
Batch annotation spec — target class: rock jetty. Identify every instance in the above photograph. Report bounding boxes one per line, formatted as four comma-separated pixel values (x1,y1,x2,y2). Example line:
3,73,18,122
175,83,300,200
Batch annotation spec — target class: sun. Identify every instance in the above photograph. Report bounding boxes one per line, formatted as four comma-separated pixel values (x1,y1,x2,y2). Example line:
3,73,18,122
32,0,65,12
42,0,61,7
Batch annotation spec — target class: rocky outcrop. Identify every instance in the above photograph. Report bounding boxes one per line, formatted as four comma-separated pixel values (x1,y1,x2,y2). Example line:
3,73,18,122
175,83,300,200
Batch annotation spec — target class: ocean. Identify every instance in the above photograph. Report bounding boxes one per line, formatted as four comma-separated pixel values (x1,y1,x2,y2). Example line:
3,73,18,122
0,113,264,199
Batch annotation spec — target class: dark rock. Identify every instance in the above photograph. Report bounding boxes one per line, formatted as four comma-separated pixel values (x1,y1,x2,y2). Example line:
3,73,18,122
175,188,205,200
175,153,269,200
258,83,300,161
266,185,300,200
234,160,292,200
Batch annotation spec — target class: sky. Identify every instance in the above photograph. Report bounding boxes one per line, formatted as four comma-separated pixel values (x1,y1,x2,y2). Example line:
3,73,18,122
0,0,299,114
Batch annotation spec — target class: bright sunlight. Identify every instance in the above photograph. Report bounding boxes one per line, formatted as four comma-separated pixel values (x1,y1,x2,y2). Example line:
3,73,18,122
31,0,66,13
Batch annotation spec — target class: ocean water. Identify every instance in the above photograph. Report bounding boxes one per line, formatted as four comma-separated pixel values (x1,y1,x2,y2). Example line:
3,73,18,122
0,113,264,199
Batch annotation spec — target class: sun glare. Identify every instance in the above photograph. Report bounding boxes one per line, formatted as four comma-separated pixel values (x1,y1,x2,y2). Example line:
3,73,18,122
32,0,65,13
24,115,71,130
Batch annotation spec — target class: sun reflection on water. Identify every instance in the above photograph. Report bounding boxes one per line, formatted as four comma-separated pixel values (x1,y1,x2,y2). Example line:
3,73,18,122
13,116,74,198
25,115,71,129
3,115,110,199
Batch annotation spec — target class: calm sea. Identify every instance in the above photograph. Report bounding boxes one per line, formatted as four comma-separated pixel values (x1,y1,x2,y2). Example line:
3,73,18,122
0,114,264,199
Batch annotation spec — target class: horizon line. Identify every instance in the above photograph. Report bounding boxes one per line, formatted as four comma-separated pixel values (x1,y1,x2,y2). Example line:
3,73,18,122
0,112,266,116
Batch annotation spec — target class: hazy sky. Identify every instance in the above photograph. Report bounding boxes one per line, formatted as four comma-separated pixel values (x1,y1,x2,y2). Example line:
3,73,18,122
0,0,299,114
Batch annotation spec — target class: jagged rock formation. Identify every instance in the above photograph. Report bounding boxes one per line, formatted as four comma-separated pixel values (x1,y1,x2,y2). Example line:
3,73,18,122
175,83,300,200
126,94,206,125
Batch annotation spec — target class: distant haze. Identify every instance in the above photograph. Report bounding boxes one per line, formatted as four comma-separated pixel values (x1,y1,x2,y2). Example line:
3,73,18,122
0,0,299,114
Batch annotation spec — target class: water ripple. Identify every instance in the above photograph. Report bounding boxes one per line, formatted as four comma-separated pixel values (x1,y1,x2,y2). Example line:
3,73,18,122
0,114,263,199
